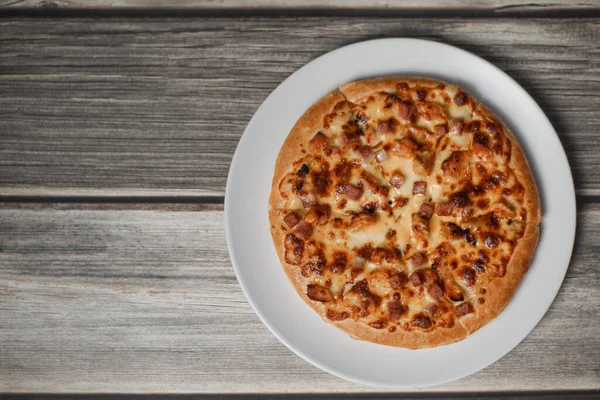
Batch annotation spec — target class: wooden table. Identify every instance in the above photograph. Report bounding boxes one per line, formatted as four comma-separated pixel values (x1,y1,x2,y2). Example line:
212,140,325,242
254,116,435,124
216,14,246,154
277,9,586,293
1,1,599,397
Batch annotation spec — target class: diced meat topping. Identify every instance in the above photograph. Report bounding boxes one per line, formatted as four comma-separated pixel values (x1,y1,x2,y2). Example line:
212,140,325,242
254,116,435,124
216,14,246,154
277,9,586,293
428,284,444,301
307,284,333,302
336,183,363,200
390,170,405,188
309,132,330,154
294,221,313,240
377,118,397,134
455,302,474,317
410,252,427,266
433,123,448,138
436,202,454,216
284,212,300,228
356,145,374,161
418,203,434,219
389,272,409,289
410,272,422,287
413,181,426,195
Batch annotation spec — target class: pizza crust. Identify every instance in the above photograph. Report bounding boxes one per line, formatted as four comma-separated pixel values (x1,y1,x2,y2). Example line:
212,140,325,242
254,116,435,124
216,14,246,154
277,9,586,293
269,77,541,348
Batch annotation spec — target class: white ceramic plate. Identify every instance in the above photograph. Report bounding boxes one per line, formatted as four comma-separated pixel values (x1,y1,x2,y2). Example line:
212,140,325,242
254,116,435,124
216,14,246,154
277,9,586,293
225,38,576,389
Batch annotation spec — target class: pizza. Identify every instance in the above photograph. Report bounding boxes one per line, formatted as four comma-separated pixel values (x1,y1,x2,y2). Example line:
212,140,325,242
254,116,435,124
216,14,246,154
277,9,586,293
268,77,541,348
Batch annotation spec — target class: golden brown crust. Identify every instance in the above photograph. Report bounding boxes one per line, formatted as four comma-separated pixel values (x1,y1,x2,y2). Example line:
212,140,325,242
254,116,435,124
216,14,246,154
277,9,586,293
269,76,542,348
339,76,444,102
331,316,467,349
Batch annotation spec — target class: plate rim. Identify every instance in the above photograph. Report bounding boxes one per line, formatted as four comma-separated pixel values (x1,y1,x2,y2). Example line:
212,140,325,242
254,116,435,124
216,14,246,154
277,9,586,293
225,37,577,389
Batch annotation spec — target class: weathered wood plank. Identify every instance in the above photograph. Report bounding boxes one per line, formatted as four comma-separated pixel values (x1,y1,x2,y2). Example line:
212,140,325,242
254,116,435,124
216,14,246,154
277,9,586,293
0,204,598,393
0,18,599,197
3,0,600,12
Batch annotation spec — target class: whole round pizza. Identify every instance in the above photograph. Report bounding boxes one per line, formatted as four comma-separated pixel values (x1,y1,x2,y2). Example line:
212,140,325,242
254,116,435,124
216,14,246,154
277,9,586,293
268,77,541,349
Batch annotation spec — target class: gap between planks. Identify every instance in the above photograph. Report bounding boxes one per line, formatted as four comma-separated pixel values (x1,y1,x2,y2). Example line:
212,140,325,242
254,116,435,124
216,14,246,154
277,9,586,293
0,195,598,212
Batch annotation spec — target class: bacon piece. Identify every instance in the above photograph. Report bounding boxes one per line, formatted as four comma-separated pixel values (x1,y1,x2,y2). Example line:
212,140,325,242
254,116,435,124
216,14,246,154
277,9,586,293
356,145,374,161
410,252,427,266
410,272,422,287
433,123,448,138
294,221,313,241
377,118,397,134
418,203,434,220
306,284,333,302
297,191,316,209
309,132,330,155
388,301,407,321
398,102,414,121
455,302,474,317
436,202,454,216
389,170,405,188
283,212,300,228
428,284,444,301
413,181,426,196
389,272,408,289
391,137,419,158
336,184,363,200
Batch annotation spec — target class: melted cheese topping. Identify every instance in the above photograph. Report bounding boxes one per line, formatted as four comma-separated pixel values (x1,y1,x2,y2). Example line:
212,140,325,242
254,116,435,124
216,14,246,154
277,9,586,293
273,79,534,337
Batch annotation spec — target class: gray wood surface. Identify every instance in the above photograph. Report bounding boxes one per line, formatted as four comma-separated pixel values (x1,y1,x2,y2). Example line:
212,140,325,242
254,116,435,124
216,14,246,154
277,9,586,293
3,0,600,11
0,203,598,393
1,17,599,197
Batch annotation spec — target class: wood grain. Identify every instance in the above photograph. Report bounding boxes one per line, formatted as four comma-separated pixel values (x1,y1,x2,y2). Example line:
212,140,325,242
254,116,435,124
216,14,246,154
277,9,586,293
3,0,600,12
0,203,598,393
1,17,599,197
